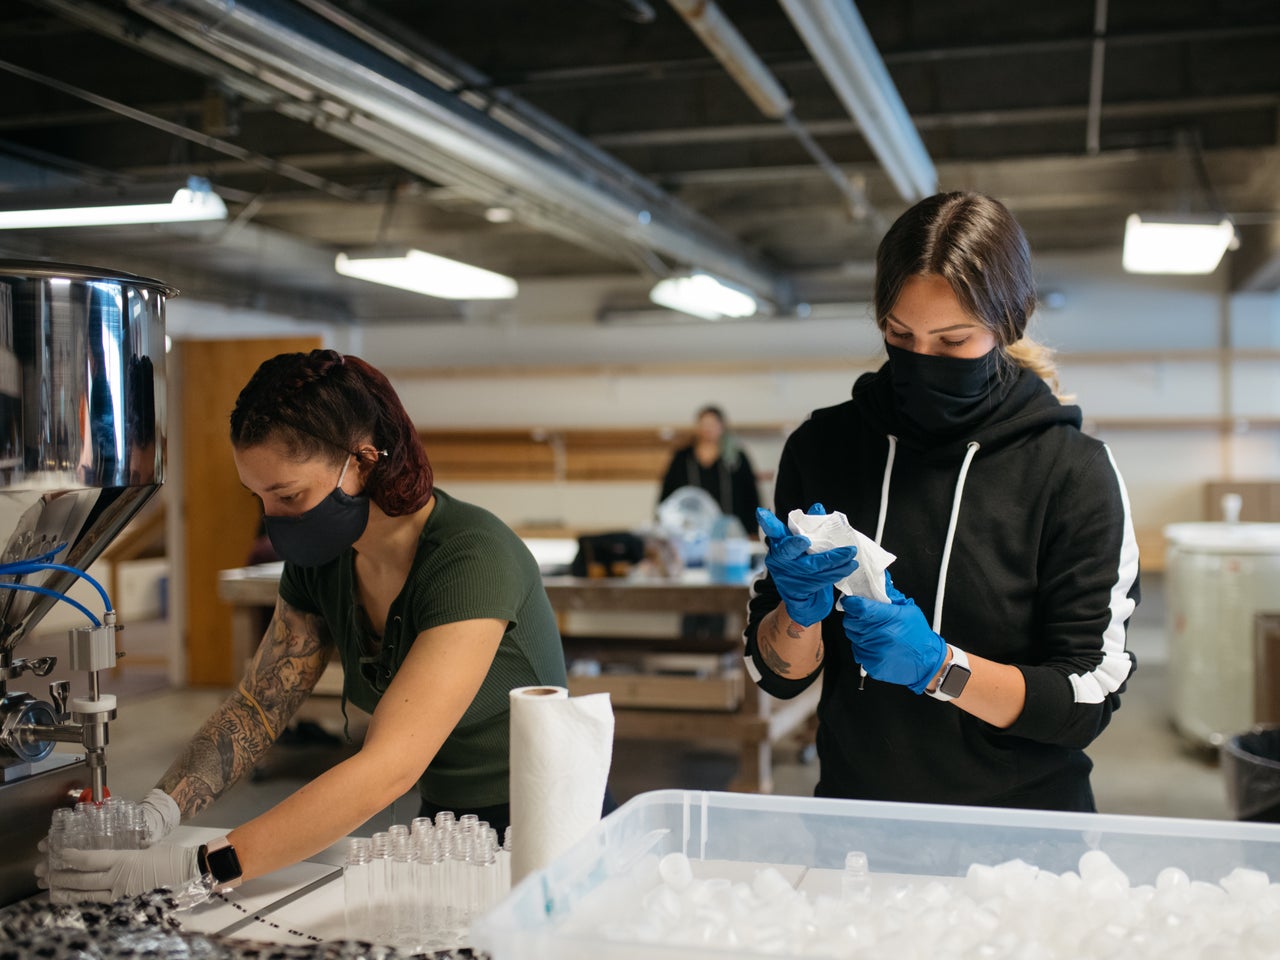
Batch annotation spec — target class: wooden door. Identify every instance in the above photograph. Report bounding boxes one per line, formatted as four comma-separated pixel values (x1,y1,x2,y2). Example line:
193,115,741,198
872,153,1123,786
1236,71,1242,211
179,337,321,686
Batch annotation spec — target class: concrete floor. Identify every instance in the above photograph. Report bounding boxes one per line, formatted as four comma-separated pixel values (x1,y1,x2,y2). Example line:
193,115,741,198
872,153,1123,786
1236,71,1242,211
43,572,1235,834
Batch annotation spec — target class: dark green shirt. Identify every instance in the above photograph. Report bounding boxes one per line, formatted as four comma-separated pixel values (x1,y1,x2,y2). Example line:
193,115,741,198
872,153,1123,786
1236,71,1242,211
277,488,567,808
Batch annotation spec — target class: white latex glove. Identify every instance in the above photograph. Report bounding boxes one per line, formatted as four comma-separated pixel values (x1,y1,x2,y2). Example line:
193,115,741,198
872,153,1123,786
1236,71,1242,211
138,787,182,844
36,844,201,903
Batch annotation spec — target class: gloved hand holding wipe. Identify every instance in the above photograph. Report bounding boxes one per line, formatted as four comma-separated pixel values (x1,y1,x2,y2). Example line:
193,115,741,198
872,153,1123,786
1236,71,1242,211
757,503,859,627
842,572,948,694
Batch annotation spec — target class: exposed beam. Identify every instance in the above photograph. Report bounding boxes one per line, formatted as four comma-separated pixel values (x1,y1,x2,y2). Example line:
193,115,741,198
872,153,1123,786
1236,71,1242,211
499,23,1280,88
591,94,1280,149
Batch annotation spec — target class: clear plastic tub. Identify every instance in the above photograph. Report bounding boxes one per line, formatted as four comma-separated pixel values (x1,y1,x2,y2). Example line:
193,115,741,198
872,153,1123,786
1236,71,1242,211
471,789,1280,959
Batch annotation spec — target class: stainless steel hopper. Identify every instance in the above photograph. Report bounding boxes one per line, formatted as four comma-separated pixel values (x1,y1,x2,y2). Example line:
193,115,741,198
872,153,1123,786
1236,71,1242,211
0,260,170,905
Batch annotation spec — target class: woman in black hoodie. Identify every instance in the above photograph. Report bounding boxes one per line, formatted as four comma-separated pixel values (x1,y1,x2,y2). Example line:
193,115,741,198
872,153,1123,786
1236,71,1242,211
745,192,1140,812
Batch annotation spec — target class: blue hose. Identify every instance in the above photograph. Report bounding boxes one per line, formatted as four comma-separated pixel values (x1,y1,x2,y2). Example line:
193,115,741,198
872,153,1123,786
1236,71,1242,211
0,561,113,612
0,582,101,626
24,543,68,564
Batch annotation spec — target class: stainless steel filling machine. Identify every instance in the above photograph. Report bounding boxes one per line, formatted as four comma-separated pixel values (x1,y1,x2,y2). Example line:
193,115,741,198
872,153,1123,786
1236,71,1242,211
0,260,170,905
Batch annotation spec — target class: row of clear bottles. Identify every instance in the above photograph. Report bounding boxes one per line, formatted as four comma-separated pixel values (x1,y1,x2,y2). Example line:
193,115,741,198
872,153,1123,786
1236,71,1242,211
48,800,147,862
343,811,512,951
46,800,149,901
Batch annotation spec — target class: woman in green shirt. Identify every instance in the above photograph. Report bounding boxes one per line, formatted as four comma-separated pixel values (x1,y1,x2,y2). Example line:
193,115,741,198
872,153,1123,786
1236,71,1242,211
45,349,569,901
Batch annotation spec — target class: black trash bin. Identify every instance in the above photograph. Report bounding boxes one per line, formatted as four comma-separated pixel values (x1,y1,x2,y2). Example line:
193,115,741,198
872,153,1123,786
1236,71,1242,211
1222,725,1280,822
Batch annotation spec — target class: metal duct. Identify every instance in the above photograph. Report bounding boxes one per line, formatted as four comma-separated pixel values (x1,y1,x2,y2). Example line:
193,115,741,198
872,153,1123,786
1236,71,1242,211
127,0,790,307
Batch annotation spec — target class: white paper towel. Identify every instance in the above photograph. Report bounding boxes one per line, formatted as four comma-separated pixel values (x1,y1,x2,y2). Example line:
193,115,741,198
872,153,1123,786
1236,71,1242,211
509,685,614,886
787,508,896,602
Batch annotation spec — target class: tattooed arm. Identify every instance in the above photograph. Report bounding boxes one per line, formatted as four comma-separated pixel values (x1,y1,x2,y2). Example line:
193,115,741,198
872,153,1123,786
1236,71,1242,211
155,595,332,819
755,605,825,680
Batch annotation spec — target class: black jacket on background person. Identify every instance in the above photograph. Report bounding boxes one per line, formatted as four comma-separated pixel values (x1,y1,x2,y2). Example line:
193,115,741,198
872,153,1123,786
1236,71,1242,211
660,445,761,537
744,362,1141,811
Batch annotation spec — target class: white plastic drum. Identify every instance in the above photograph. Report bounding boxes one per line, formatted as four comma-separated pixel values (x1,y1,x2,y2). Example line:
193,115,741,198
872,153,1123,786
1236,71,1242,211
1164,522,1280,746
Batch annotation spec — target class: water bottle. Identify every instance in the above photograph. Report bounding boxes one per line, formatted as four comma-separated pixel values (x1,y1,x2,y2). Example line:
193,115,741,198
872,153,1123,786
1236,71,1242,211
707,514,751,583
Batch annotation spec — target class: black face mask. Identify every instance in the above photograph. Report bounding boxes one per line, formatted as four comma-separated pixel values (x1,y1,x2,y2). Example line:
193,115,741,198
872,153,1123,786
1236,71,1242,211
885,342,1008,436
263,456,370,567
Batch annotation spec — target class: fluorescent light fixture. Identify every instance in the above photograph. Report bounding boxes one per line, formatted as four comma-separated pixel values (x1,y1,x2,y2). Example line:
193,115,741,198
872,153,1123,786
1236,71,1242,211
649,272,759,320
334,249,518,300
0,180,227,229
778,0,936,201
1122,213,1235,274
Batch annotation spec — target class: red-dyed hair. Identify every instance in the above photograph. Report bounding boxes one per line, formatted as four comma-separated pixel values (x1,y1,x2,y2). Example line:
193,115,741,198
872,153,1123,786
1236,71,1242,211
229,349,433,516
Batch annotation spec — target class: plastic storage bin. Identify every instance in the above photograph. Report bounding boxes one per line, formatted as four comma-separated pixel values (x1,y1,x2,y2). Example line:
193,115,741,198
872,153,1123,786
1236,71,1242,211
1223,725,1280,822
1164,522,1280,746
471,789,1280,959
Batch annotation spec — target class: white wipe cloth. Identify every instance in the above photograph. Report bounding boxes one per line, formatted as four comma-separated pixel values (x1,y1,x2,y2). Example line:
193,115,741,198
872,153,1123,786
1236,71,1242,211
787,509,896,602
509,685,615,887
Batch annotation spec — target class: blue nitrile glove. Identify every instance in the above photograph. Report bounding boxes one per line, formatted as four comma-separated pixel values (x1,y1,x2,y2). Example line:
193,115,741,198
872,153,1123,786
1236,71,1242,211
842,583,947,695
757,504,859,628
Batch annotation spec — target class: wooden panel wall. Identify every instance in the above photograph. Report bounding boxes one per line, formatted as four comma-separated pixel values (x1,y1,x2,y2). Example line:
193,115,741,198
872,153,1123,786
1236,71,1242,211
419,425,786,485
181,337,321,687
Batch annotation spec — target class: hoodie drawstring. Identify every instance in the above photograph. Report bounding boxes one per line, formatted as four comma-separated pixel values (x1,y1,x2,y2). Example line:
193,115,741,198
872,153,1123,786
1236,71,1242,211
874,436,897,546
933,441,981,633
872,436,981,636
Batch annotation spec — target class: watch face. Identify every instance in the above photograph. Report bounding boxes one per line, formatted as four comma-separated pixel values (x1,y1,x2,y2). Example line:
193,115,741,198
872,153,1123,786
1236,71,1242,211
207,844,243,884
939,664,971,698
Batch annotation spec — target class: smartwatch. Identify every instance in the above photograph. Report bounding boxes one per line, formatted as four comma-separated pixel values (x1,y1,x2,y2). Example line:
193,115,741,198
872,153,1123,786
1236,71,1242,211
927,645,971,702
198,836,244,893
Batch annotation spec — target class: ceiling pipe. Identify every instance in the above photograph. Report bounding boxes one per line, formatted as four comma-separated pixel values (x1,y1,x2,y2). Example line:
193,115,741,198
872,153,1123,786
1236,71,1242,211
1085,0,1108,156
778,0,936,202
288,0,678,216
0,56,366,203
127,0,789,307
665,0,880,224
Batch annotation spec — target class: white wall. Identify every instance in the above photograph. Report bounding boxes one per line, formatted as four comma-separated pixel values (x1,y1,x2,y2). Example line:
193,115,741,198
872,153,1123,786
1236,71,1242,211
161,251,1280,538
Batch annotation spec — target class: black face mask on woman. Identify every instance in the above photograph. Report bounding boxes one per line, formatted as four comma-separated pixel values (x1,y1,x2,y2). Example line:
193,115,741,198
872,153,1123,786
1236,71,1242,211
263,455,370,567
885,342,1010,436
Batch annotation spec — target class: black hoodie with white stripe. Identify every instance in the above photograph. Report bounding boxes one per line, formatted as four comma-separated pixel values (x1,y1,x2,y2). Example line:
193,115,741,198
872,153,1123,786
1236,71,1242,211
744,362,1140,811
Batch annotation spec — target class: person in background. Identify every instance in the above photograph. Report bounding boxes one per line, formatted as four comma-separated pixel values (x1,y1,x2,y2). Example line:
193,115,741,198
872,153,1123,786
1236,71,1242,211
746,191,1139,812
659,404,761,537
42,349,570,901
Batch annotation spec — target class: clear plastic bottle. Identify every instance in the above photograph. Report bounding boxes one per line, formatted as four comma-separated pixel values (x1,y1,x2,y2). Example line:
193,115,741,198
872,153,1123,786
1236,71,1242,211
415,829,442,949
453,830,476,941
369,831,393,943
390,834,418,950
707,514,751,583
343,837,372,940
499,825,513,899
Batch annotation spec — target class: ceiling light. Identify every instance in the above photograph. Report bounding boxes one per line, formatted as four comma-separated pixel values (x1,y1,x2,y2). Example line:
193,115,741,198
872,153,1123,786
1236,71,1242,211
483,206,514,224
334,249,518,299
649,272,759,320
1122,213,1236,275
778,0,936,202
0,178,227,229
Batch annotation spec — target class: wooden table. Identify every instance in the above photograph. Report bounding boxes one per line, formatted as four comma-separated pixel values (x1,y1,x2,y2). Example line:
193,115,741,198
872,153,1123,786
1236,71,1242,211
541,574,819,792
217,565,818,793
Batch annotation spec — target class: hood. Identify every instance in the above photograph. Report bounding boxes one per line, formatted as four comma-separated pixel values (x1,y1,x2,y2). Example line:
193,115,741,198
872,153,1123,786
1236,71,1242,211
851,359,1082,458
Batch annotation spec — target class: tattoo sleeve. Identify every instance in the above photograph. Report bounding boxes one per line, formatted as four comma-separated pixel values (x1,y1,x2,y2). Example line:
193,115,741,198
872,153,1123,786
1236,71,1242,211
758,629,793,676
757,608,824,680
157,596,333,818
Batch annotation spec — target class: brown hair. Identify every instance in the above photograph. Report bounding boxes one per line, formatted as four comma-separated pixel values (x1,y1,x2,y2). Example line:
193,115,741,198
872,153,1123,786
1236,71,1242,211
229,349,433,515
873,191,1062,395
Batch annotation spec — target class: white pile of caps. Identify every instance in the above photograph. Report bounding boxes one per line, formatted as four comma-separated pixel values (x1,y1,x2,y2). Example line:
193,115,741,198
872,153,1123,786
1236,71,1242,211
598,849,1279,958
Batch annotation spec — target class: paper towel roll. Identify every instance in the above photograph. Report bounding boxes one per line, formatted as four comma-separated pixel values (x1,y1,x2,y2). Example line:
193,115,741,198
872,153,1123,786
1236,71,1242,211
509,685,614,886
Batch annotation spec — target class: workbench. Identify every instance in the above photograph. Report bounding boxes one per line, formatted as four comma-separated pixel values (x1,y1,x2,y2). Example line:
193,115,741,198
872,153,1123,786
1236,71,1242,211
217,564,819,793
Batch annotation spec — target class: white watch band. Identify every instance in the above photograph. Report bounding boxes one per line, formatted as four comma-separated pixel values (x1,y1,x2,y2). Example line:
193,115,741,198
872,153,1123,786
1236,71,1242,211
927,645,971,702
